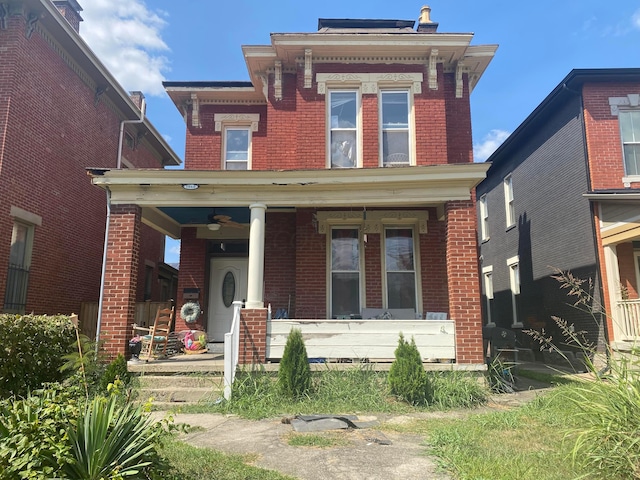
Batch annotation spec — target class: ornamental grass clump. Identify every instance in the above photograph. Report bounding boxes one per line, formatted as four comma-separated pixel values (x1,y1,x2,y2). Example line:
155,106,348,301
388,333,431,406
277,328,312,398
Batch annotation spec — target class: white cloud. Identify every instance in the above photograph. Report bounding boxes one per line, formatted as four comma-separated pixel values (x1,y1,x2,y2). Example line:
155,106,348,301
79,0,170,96
473,129,510,162
633,9,640,29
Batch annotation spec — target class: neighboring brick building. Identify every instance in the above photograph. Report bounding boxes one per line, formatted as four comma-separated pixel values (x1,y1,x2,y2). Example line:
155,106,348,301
0,0,180,338
90,7,496,366
476,68,640,357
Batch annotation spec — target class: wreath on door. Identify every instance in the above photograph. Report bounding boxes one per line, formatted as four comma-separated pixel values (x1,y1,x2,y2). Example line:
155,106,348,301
180,301,201,324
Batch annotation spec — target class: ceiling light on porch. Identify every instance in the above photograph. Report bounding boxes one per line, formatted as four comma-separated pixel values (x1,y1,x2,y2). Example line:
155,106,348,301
182,183,200,190
207,222,221,231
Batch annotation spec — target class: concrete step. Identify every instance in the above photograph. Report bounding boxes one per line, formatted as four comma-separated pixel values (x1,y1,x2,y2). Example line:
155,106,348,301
136,374,223,389
133,373,224,406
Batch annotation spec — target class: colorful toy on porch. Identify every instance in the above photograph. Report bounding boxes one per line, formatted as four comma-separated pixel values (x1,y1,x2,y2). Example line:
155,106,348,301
181,330,208,354
180,301,201,323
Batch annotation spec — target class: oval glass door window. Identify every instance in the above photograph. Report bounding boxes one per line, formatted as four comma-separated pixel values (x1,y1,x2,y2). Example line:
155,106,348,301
221,271,236,308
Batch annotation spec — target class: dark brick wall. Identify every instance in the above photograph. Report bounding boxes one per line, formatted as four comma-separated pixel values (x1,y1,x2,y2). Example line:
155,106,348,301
476,93,602,349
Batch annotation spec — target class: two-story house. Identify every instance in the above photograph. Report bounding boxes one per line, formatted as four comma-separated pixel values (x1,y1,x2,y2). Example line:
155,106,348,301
0,0,180,330
477,68,640,360
90,7,497,365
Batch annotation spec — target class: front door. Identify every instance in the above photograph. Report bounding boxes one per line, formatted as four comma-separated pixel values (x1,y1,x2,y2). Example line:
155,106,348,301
208,258,248,341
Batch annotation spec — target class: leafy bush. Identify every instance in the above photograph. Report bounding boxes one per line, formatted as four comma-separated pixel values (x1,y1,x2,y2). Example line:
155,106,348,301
277,328,312,398
62,395,167,480
388,333,431,406
0,385,80,478
99,353,132,394
0,314,75,398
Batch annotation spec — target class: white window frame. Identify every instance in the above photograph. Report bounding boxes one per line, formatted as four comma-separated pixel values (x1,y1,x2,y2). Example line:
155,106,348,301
382,226,419,312
214,113,260,171
482,265,494,326
504,174,515,228
327,89,361,169
479,194,489,241
619,109,640,179
507,255,521,327
328,226,364,318
379,89,414,167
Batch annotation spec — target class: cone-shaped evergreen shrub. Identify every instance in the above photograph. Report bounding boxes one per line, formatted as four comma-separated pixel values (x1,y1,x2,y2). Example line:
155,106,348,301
278,328,312,398
388,333,431,405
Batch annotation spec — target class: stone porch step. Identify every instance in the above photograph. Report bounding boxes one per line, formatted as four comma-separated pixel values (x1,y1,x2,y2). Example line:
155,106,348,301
133,374,224,406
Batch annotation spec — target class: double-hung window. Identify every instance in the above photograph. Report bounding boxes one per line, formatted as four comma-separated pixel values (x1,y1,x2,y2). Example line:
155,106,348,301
619,110,640,176
330,228,362,318
329,90,359,168
223,127,250,170
504,174,515,228
479,194,489,241
384,228,417,310
4,221,34,313
381,90,411,166
507,256,521,327
482,265,494,325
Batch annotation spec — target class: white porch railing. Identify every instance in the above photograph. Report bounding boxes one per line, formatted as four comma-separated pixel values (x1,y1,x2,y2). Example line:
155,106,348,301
267,319,456,361
223,301,243,400
617,299,640,340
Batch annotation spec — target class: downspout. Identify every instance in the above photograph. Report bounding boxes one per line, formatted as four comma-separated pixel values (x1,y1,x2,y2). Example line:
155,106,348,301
95,187,111,349
117,97,146,169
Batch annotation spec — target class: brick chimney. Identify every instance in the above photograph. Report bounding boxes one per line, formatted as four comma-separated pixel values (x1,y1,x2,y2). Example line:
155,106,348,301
53,0,83,33
129,91,145,110
417,5,438,33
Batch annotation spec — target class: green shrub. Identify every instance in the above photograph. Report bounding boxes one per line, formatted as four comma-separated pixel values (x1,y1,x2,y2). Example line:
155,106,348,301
429,371,488,409
277,328,312,398
62,395,167,480
0,385,80,478
99,353,132,394
0,314,75,398
388,333,431,406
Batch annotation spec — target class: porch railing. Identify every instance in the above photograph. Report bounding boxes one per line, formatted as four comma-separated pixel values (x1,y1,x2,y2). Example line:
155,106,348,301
617,299,640,340
223,301,243,400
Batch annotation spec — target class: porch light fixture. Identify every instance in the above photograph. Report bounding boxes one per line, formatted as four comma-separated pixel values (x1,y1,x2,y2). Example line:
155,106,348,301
182,183,199,190
207,222,221,231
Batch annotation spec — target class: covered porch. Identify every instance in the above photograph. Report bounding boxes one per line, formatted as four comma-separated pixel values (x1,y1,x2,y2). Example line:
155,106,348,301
89,164,488,367
590,195,640,350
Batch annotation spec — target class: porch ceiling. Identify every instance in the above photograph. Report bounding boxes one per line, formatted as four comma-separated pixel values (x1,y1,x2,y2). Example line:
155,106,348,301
88,164,489,239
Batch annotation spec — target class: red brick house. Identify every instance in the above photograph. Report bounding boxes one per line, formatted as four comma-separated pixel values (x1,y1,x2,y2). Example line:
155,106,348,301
477,69,640,360
90,7,496,366
0,0,180,326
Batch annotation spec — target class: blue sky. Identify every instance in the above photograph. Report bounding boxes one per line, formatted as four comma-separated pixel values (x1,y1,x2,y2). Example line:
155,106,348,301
78,0,640,264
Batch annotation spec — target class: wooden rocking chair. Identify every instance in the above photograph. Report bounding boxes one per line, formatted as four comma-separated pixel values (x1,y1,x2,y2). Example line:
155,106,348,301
134,307,175,361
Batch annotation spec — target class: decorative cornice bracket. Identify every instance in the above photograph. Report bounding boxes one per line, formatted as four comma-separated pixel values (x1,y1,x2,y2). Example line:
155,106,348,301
274,60,282,101
258,73,268,100
455,62,465,98
190,93,200,128
25,11,38,39
428,48,439,90
304,49,313,89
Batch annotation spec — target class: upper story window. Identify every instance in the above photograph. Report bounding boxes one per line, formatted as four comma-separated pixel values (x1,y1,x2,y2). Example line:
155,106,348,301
214,113,260,171
224,127,250,170
381,90,411,166
620,110,640,176
507,255,521,327
479,194,489,241
329,90,360,168
503,174,515,228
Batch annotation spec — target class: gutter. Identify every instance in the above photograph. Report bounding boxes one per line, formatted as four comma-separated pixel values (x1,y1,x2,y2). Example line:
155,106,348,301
117,97,146,169
95,187,111,348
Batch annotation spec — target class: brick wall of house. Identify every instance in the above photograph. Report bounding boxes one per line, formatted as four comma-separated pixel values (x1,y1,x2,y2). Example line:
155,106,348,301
183,63,468,171
294,209,327,318
174,227,207,332
264,212,297,314
617,242,639,298
0,10,167,318
239,308,267,364
445,199,483,363
583,82,640,190
421,209,450,313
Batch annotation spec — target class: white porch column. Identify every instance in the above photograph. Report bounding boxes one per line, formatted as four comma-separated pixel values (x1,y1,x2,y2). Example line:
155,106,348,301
603,244,622,342
245,203,267,309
